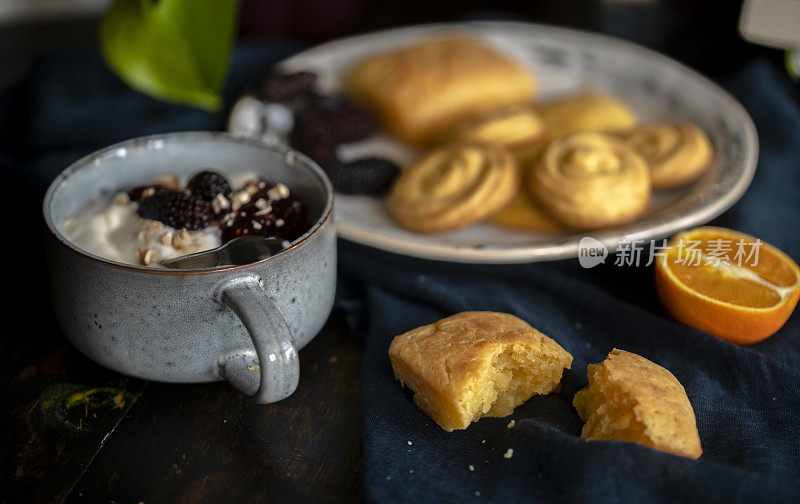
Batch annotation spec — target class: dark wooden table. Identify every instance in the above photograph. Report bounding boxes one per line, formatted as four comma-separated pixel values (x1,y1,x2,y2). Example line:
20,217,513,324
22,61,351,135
2,309,363,504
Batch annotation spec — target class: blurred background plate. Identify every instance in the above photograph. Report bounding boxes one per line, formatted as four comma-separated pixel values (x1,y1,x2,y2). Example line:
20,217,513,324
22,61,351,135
228,21,758,263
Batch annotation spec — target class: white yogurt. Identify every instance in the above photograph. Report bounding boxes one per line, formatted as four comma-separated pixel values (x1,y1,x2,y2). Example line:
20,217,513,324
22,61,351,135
64,195,221,267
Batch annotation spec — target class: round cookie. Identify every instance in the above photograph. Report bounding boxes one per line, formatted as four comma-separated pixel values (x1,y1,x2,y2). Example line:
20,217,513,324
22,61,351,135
538,92,637,137
573,348,702,459
530,132,650,229
627,123,712,189
448,104,547,161
388,142,519,233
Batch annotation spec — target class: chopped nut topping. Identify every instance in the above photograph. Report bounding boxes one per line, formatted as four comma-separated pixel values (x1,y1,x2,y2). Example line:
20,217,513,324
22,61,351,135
507,420,515,429
138,248,154,265
267,183,290,200
172,228,193,250
254,198,269,209
254,206,272,216
230,190,251,211
275,219,285,227
142,187,157,198
153,174,181,189
211,193,230,214
252,221,262,230
503,448,514,459
113,192,130,205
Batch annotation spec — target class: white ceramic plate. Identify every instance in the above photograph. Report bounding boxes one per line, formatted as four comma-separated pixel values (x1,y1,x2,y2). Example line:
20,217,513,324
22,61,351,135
228,21,758,263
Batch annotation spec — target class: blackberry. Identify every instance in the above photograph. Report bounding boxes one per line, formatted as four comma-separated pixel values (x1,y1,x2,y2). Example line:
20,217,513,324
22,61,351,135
127,184,165,202
187,170,232,201
255,71,318,102
221,193,311,245
137,190,212,231
326,158,400,195
307,95,378,143
289,96,377,165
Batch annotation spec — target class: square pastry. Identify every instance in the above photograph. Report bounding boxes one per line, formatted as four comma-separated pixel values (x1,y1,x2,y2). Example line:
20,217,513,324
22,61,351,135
389,311,572,431
345,37,535,144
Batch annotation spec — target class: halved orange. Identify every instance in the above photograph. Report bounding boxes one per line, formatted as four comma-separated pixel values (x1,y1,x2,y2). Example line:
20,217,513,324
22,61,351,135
655,226,800,345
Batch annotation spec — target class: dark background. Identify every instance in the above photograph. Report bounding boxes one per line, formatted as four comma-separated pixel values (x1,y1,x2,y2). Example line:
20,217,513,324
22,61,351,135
0,0,781,93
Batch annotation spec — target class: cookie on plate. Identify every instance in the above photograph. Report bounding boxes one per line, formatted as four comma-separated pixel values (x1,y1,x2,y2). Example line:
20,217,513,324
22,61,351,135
538,92,637,137
627,123,712,189
388,142,519,233
345,37,535,144
389,311,573,431
447,104,546,162
573,349,702,459
530,132,650,229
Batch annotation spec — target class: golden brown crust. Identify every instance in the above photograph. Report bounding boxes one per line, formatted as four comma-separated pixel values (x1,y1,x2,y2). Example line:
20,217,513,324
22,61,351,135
489,186,563,232
388,142,520,233
573,349,702,459
626,123,713,189
538,92,637,137
345,37,535,145
530,133,651,229
447,104,546,156
389,311,573,431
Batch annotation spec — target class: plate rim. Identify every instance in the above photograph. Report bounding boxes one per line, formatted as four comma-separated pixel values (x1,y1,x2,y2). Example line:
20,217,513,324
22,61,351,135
232,20,759,264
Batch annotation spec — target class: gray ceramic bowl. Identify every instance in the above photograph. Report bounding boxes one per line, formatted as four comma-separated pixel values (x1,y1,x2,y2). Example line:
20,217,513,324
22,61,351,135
43,132,336,403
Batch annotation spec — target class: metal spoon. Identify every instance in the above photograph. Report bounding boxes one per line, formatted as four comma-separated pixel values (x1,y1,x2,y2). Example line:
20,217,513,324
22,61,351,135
160,235,289,269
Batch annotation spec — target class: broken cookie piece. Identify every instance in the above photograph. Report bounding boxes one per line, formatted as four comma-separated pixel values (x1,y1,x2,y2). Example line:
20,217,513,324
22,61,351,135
388,311,573,431
573,348,702,459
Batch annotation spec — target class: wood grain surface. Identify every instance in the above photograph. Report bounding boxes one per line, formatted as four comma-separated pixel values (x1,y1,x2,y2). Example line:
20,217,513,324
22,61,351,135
2,311,362,504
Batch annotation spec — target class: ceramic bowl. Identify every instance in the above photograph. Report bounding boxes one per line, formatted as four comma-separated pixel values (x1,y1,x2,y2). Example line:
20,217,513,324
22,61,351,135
43,132,336,403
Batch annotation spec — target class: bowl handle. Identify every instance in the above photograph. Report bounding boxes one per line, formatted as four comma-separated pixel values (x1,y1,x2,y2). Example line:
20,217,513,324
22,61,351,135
216,276,299,403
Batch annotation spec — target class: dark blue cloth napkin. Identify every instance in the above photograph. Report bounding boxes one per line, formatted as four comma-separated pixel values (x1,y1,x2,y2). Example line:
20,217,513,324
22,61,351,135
3,41,799,504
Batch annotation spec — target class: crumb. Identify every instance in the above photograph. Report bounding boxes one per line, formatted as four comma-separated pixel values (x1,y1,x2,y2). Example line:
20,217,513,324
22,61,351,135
503,448,514,459
409,470,414,474
407,441,412,445
507,420,515,429
329,356,339,363
469,465,475,471
481,440,486,444
386,476,392,480
475,491,481,496
575,322,582,330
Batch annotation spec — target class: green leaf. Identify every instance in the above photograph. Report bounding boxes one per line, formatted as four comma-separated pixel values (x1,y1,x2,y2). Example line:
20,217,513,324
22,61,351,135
155,0,238,93
100,0,239,111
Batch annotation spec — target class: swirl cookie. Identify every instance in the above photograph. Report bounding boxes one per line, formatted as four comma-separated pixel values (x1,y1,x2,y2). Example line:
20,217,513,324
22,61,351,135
448,105,546,163
345,37,535,144
573,349,702,459
627,123,712,189
389,311,573,431
388,142,519,233
530,133,650,229
538,92,637,137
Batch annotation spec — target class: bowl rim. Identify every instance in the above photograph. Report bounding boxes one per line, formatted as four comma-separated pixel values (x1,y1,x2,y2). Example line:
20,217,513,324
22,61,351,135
42,131,334,275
